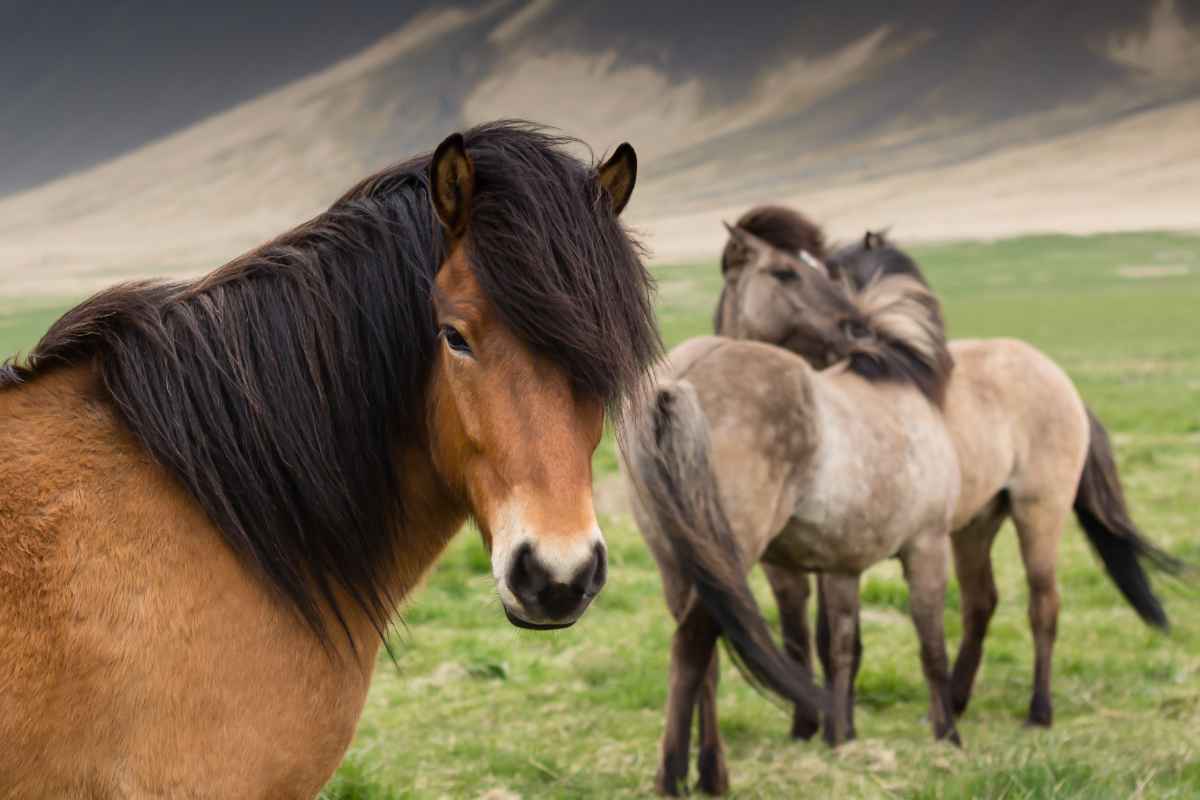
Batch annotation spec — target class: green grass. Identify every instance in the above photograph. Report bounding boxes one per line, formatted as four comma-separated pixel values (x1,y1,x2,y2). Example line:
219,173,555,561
2,231,1197,798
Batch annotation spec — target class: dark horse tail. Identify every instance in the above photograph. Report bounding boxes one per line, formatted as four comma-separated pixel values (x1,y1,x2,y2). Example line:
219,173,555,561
628,380,828,721
1074,406,1185,629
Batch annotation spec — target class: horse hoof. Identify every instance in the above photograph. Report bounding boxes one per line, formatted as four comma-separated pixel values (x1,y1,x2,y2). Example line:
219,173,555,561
698,750,730,796
822,727,846,749
1026,699,1053,728
655,769,686,797
791,716,820,741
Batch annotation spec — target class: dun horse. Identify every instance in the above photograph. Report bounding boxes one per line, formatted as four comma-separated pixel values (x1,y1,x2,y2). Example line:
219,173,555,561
0,123,659,799
719,208,1182,732
622,269,963,795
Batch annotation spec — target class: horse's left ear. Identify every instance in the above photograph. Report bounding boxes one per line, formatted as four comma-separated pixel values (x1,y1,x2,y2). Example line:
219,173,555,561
864,230,885,250
430,132,475,238
598,143,637,216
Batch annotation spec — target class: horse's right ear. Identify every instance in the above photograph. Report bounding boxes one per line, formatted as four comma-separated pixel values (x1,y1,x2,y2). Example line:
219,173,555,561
598,143,637,216
430,133,475,238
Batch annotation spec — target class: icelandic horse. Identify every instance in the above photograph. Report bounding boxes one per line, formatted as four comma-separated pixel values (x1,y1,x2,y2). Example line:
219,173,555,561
0,122,659,799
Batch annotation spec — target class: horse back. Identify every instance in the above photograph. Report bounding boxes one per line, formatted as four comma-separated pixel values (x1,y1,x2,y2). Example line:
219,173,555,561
648,338,822,564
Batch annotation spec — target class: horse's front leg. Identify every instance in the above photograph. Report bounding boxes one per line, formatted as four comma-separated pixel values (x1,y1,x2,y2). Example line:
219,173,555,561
901,532,962,745
818,572,861,747
765,564,820,740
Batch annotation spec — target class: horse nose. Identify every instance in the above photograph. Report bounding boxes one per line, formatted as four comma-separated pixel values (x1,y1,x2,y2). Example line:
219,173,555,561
505,541,607,626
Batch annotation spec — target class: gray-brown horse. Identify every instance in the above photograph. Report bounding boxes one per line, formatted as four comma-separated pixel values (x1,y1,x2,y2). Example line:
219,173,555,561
621,269,962,796
718,209,1182,735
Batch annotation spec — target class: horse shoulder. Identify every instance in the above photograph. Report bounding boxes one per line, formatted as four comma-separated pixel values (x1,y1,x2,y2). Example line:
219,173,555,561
0,366,377,797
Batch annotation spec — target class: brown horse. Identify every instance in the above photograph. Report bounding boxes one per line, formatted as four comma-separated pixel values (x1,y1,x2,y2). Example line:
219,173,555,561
718,209,1182,734
0,123,659,799
622,267,963,796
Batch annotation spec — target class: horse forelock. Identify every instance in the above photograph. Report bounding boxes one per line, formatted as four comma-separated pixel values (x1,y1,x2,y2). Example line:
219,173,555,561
6,120,659,649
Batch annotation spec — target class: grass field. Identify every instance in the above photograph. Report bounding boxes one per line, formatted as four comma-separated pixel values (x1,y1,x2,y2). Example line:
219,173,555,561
1,231,1197,798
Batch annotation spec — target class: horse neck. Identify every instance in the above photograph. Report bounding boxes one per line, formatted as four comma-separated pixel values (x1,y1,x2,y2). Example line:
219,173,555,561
385,444,470,597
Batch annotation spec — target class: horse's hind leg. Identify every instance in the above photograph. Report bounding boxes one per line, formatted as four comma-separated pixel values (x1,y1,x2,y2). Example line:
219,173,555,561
657,598,721,797
1010,495,1069,727
901,533,961,745
696,650,729,795
765,564,820,740
949,502,1007,717
817,572,861,747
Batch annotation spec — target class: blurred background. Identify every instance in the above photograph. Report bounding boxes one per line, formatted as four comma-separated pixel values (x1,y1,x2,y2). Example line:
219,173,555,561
1,0,1197,297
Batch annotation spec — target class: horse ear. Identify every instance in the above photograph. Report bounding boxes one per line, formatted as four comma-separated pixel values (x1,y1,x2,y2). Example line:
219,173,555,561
430,133,475,238
598,143,637,216
864,230,885,250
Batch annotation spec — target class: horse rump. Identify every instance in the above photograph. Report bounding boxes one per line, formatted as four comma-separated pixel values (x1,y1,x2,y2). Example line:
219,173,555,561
626,380,828,720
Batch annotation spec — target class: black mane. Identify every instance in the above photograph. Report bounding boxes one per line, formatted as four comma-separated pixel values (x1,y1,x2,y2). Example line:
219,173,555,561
2,121,659,646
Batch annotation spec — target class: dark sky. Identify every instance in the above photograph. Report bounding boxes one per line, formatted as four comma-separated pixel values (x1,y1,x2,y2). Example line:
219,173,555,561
1,0,1195,196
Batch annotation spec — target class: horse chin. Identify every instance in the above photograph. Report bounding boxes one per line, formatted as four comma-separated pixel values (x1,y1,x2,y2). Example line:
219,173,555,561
502,605,578,631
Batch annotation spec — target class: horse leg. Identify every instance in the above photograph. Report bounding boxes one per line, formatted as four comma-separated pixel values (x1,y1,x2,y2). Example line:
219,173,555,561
696,649,729,795
657,598,721,796
1010,496,1068,728
765,565,820,740
900,534,961,745
818,572,861,747
949,504,1006,716
815,573,863,740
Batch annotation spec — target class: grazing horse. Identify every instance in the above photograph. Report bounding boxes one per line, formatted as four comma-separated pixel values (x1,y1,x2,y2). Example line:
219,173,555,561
0,122,658,799
718,210,1182,733
621,268,963,796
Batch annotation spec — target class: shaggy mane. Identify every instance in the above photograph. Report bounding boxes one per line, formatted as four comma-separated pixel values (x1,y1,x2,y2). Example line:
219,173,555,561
1,121,660,646
841,273,954,405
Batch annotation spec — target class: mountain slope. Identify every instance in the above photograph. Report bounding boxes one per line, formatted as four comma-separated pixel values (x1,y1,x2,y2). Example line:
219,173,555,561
1,0,1198,296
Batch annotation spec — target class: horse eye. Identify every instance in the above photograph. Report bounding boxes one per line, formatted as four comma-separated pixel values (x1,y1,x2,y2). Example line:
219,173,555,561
770,269,798,283
440,325,472,355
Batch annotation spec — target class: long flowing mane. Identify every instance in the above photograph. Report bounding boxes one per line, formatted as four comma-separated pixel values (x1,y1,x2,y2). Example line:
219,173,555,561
720,209,953,405
1,121,659,645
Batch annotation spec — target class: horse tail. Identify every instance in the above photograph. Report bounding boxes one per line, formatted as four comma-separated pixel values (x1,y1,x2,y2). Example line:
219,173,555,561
1074,406,1185,629
627,380,828,720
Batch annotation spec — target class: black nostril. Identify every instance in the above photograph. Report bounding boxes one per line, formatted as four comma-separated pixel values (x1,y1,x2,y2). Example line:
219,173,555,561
507,542,548,604
571,543,607,597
